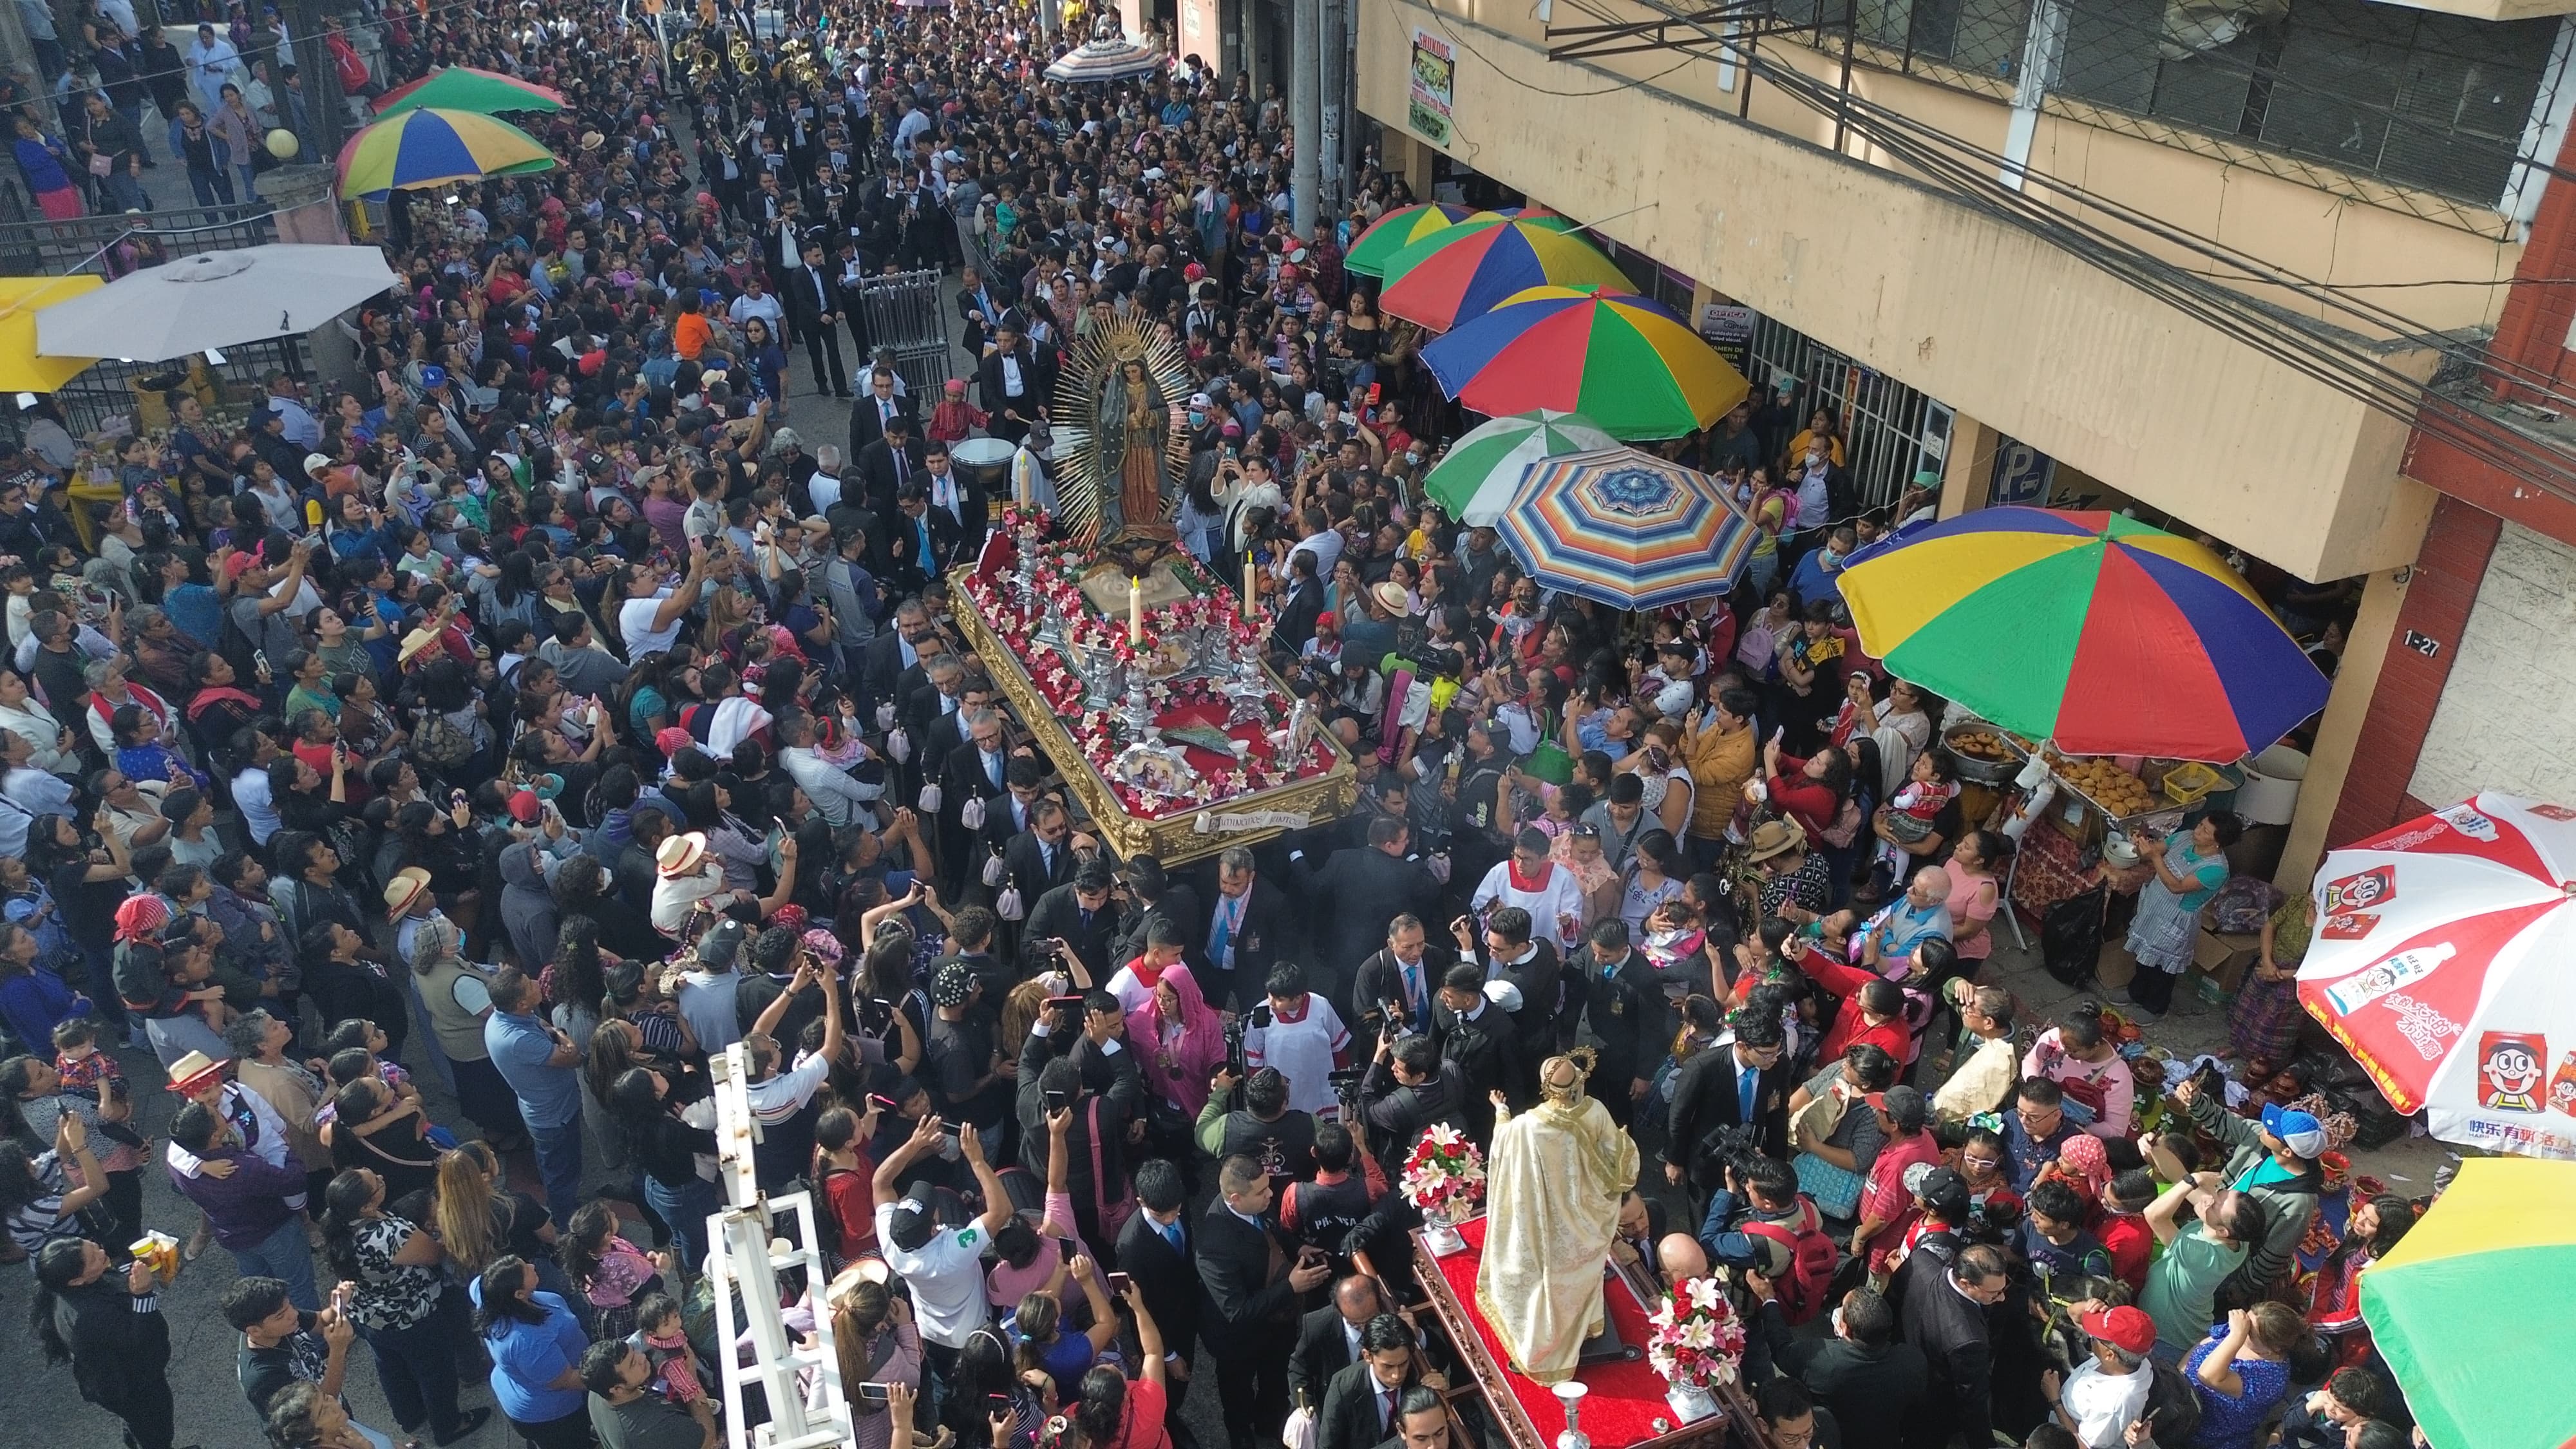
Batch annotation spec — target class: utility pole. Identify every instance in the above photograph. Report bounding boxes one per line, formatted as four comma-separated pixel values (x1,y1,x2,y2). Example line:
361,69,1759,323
1317,0,1343,214
1291,0,1320,238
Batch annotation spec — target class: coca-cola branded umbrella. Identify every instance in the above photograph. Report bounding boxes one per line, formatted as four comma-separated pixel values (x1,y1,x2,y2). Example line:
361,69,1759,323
2296,793,2576,1157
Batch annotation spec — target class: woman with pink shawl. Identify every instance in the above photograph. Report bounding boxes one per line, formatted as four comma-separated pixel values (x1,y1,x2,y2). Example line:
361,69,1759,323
1130,963,1227,1117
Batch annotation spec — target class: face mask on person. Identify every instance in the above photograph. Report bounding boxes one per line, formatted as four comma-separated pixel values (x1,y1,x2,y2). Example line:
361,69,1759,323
1188,410,1205,426
1806,448,1824,466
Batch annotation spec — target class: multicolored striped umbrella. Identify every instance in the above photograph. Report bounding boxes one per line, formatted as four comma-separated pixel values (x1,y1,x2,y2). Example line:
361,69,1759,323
2363,1158,2576,1449
337,108,555,198
1834,507,2327,761
1423,284,1748,440
1421,410,1620,526
373,66,565,118
1344,203,1476,279
1377,218,1631,332
1497,448,1754,609
1043,31,1163,81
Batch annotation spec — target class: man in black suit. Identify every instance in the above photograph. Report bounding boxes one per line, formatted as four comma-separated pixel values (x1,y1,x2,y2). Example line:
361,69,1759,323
861,598,939,729
916,438,987,559
1571,918,1671,1129
781,238,853,399
886,482,969,596
1429,962,1522,1140
1663,1007,1792,1197
1897,1243,2006,1449
1348,913,1449,1041
1001,797,1085,916
936,700,1017,900
1317,1315,1434,1449
1448,907,1575,1062
1356,1032,1466,1169
1115,1158,1202,1425
1200,846,1293,1013
849,365,918,455
1113,855,1202,970
976,312,1054,445
1271,548,1325,658
1022,862,1125,985
1288,1276,1384,1411
855,412,928,522
1200,1155,1334,1449
1777,1286,1927,1449
1374,1388,1449,1449
1295,817,1439,1008
954,264,1015,355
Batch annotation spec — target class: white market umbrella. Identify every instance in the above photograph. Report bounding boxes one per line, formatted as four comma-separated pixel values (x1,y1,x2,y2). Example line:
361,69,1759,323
2295,792,2576,1156
1419,409,1620,526
35,245,401,361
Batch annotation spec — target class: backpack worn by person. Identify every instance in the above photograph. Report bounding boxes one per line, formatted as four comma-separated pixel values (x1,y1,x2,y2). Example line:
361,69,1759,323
413,708,476,771
1741,1193,1841,1326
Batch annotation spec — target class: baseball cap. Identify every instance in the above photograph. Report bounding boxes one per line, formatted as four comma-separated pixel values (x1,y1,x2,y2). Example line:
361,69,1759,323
1913,1165,1969,1218
2260,1103,2329,1158
2078,1304,2156,1357
1188,392,1211,410
887,1194,938,1253
933,961,975,1006
1867,1084,1927,1132
654,726,695,758
506,789,541,824
303,452,334,477
697,919,747,971
419,364,449,389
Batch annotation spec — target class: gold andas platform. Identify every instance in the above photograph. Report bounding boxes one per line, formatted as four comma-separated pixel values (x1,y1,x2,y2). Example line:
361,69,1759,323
947,565,1359,867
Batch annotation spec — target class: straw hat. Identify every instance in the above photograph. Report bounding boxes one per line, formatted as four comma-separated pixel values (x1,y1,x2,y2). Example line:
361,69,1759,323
656,831,711,877
1745,819,1806,864
383,866,433,920
398,625,444,669
166,1049,227,1097
1368,580,1411,616
579,130,605,152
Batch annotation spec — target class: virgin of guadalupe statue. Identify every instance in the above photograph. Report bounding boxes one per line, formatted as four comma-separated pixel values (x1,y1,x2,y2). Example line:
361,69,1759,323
1474,1051,1641,1385
1095,355,1169,537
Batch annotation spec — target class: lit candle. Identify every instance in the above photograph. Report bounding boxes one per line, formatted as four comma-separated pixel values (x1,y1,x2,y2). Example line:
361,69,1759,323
1242,553,1258,620
1128,576,1143,643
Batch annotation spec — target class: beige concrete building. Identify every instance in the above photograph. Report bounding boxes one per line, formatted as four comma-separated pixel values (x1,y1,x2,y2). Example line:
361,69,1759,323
1353,0,2576,883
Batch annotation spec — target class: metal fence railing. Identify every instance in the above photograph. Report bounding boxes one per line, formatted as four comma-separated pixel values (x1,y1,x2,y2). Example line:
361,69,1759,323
0,204,310,439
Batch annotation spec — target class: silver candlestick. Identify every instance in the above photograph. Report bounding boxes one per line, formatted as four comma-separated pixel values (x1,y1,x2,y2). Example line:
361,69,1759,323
1552,1381,1589,1449
1121,672,1154,742
1013,525,1041,607
1224,636,1269,725
1079,649,1120,712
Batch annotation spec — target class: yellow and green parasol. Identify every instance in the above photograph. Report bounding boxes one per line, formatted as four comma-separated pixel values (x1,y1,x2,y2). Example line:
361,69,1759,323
2362,1158,2576,1449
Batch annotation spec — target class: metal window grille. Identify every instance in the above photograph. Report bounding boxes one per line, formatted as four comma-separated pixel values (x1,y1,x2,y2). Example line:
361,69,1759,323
1744,312,1949,510
1655,0,2560,233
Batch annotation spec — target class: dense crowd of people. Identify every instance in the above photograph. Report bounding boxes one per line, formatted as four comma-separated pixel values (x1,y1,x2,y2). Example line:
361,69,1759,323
0,3,2405,1449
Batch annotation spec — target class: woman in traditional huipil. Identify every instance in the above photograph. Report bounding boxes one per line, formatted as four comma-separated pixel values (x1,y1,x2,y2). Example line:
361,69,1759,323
1475,1051,1641,1384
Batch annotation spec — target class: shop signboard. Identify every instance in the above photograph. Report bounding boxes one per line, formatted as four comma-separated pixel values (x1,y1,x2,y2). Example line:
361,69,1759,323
1696,301,1754,373
1408,28,1455,146
1991,437,2056,507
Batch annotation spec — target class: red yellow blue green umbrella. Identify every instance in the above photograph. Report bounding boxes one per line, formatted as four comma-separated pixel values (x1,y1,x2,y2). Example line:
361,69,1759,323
337,107,556,199
1377,218,1631,332
2362,1158,2576,1449
1498,447,1754,609
1833,507,2326,761
1343,203,1475,278
1422,284,1748,440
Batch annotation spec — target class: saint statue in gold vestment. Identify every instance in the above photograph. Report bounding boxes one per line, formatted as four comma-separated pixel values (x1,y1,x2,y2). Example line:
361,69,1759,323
1473,1052,1641,1385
